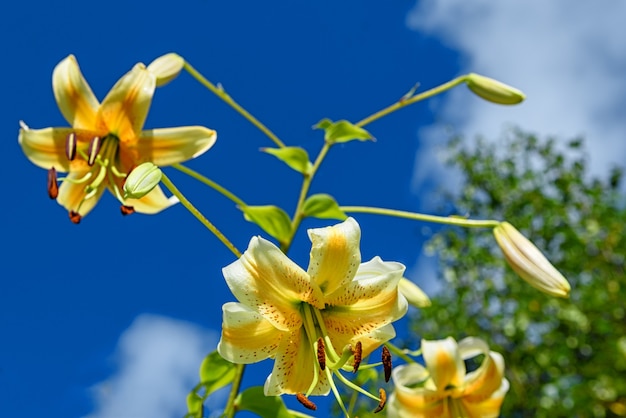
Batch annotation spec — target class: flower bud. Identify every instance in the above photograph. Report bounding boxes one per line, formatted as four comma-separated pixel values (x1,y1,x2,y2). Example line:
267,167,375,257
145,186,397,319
123,162,162,199
465,73,525,105
398,278,431,308
493,222,571,298
147,53,184,87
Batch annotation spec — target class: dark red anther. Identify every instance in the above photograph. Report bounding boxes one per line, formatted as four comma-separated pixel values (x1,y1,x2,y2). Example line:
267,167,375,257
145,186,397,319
87,136,101,166
296,393,317,411
352,341,362,373
47,167,58,199
65,132,77,161
69,211,81,224
373,388,387,413
120,205,135,216
316,338,326,371
382,346,392,382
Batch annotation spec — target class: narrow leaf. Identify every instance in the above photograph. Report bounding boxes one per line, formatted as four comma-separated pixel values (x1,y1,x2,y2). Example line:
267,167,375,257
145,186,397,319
314,118,374,144
261,146,312,174
241,205,293,242
199,351,236,396
235,386,292,418
186,391,203,416
303,194,347,220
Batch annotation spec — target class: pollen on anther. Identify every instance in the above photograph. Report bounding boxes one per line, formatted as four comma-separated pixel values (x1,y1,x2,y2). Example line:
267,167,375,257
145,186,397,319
317,337,326,371
65,132,77,161
120,205,135,216
87,136,102,166
352,341,362,373
373,388,387,413
296,393,317,411
47,167,58,199
69,211,82,224
382,345,392,382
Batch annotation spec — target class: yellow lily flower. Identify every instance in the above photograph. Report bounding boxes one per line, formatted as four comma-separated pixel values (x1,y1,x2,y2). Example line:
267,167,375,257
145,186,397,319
18,55,216,223
388,337,509,418
217,217,408,396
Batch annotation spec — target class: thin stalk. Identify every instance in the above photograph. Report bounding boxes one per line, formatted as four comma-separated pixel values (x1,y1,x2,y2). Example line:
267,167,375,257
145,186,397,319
183,61,286,148
172,163,246,207
223,364,245,418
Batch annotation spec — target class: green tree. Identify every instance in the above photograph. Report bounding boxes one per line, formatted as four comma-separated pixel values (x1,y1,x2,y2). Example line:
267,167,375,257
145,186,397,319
413,129,626,417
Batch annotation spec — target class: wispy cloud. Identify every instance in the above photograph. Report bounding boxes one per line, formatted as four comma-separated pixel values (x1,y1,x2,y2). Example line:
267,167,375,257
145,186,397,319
86,314,217,418
407,0,626,192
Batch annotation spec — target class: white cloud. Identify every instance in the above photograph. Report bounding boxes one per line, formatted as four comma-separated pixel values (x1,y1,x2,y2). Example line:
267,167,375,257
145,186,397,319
86,314,218,418
407,0,626,192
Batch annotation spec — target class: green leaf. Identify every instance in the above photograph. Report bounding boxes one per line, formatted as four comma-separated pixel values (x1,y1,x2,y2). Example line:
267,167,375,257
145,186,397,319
302,194,347,220
186,391,203,416
235,386,292,418
199,351,237,396
314,118,374,144
261,146,313,174
241,205,293,243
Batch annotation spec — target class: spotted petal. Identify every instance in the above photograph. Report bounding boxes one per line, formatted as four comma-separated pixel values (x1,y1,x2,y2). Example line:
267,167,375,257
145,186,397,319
137,126,217,166
307,216,361,295
223,237,324,331
263,327,330,396
98,63,156,142
218,302,284,364
422,337,466,391
52,55,99,130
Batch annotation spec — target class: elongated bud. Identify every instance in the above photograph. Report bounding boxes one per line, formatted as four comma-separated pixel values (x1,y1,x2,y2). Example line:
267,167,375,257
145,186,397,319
316,338,326,371
47,167,58,199
147,53,184,87
352,341,362,373
374,388,387,413
398,278,431,308
465,73,525,105
65,132,77,161
69,211,81,224
123,162,162,199
120,205,135,216
296,393,317,411
87,136,101,166
494,222,571,298
382,346,392,382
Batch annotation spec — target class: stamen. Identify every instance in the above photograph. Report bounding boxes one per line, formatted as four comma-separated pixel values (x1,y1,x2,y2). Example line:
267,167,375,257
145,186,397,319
87,136,102,166
373,388,387,413
296,393,317,411
382,346,392,382
316,337,326,371
47,167,58,199
65,132,77,161
69,211,81,224
352,341,362,373
120,205,135,216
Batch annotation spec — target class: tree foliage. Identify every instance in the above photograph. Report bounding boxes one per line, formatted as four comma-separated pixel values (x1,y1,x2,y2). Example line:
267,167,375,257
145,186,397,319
413,129,626,417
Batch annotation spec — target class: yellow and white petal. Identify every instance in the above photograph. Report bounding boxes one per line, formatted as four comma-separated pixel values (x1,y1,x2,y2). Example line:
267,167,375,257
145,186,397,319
223,236,322,330
459,338,506,399
306,217,361,296
52,55,99,130
330,323,397,362
422,337,466,391
99,63,156,142
137,126,217,166
388,363,444,418
19,127,74,171
57,170,105,216
147,53,185,87
263,327,330,396
122,184,178,214
217,302,284,364
460,378,509,418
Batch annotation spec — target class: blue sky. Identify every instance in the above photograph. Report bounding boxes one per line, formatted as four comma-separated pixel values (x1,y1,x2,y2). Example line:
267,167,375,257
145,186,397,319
2,1,624,417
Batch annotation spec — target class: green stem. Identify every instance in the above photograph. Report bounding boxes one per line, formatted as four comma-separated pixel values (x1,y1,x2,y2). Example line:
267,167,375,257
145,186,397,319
339,206,500,229
172,163,247,207
223,364,245,418
160,173,242,258
385,342,417,365
355,76,466,128
183,61,286,148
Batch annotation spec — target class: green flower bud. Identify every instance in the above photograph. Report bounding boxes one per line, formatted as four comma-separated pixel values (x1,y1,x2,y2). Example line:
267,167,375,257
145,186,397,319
494,222,571,298
147,53,184,87
465,73,525,105
398,277,431,308
123,162,162,199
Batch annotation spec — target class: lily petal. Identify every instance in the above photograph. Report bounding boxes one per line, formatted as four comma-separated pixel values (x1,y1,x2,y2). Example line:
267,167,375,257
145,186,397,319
223,236,324,331
137,126,217,166
122,184,178,214
147,53,185,87
307,217,361,295
422,337,466,390
322,257,407,343
218,302,284,364
99,63,156,141
459,338,506,399
389,363,444,418
19,127,74,171
57,170,105,216
263,327,330,396
52,55,99,130
460,379,509,418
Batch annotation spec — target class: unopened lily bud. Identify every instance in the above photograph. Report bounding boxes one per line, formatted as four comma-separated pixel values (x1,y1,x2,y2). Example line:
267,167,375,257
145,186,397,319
465,73,525,105
147,53,184,87
398,278,431,308
494,222,571,298
123,162,162,199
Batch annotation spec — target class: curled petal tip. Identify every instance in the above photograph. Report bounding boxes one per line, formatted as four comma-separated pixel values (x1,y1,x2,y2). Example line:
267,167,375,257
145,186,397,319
147,53,184,87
